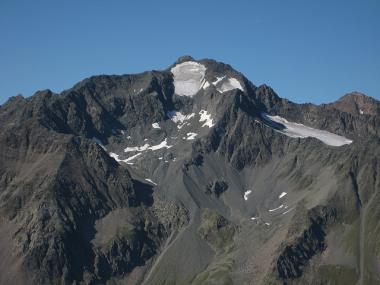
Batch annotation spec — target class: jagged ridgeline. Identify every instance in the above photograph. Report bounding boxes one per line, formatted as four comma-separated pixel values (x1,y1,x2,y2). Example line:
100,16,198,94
0,56,379,285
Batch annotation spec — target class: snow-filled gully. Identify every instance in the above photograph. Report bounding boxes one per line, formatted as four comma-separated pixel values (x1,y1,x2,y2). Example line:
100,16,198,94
261,113,352,146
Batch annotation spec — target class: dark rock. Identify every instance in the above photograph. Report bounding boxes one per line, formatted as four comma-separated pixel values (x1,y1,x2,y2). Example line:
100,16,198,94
205,180,229,197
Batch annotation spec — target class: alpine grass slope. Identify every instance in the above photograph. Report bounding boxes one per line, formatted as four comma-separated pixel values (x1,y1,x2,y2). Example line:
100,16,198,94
0,56,379,285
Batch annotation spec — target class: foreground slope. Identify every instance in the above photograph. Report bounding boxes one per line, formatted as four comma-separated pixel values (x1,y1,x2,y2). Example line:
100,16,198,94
0,56,379,284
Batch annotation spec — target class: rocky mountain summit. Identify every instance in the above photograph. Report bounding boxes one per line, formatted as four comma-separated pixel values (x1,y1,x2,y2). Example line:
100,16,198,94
0,56,379,285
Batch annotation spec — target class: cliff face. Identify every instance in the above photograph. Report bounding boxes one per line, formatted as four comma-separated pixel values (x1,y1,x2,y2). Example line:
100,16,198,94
0,57,379,284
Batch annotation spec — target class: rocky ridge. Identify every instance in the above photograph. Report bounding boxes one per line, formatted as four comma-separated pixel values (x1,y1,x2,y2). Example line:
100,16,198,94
0,56,379,284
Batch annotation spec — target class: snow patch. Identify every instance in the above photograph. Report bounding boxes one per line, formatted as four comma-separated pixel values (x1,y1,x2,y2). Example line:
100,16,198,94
261,113,353,146
185,132,197,140
171,61,206,96
211,75,243,93
203,81,210,89
124,153,142,163
167,111,195,123
124,144,150,152
212,76,226,86
167,111,195,129
93,137,106,150
124,139,172,153
149,138,173,150
250,217,258,220
199,110,214,128
152,122,161,129
359,109,364,115
269,205,284,212
109,152,120,161
217,78,244,93
109,152,141,165
145,179,157,186
279,192,287,199
244,190,252,201
282,207,294,215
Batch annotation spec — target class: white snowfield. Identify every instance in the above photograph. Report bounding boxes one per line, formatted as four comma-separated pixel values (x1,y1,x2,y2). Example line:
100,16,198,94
152,122,160,129
279,192,287,199
261,113,353,147
244,190,252,201
124,138,172,153
171,61,206,96
199,110,214,128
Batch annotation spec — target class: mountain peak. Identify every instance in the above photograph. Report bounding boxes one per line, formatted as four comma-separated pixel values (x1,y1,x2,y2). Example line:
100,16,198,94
175,55,195,64
330,91,379,116
170,57,246,97
338,91,371,102
1,57,379,285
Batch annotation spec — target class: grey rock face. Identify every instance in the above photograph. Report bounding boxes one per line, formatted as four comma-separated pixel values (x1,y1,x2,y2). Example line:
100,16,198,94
276,206,337,280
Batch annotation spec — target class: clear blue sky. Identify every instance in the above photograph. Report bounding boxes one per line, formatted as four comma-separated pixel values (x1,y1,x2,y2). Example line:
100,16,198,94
1,0,379,105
